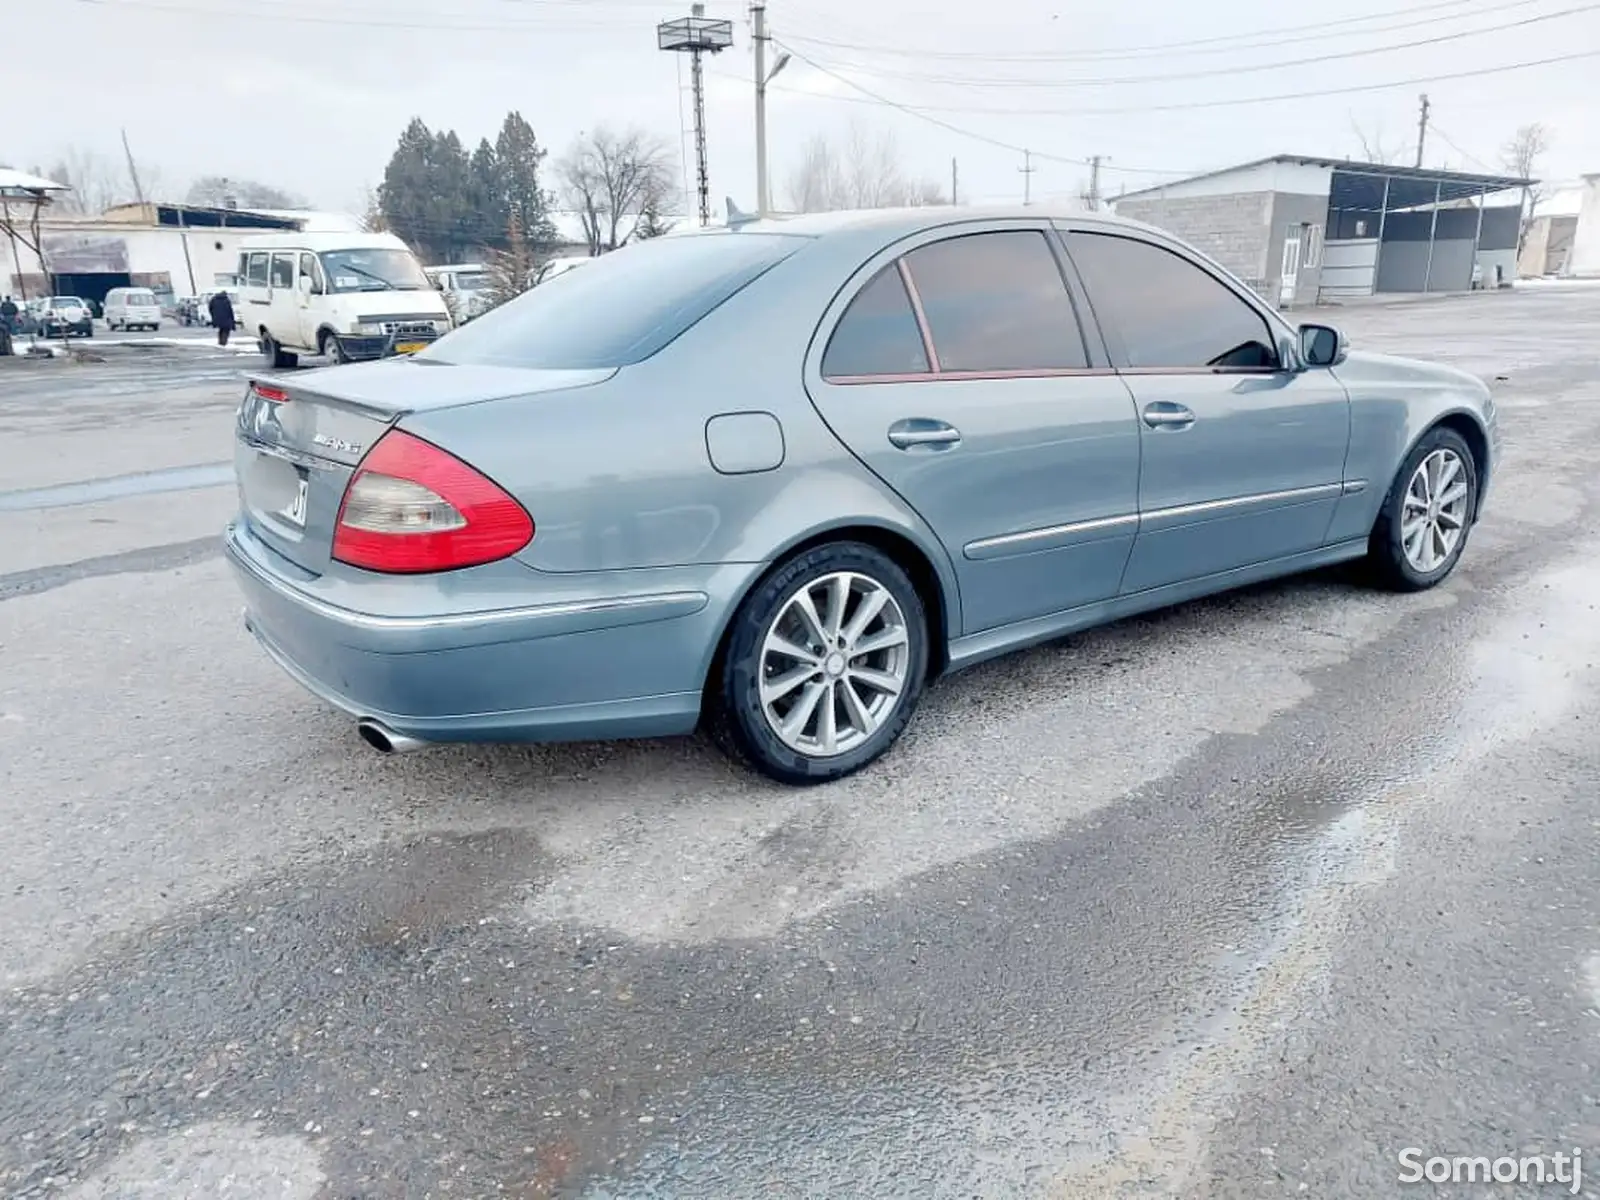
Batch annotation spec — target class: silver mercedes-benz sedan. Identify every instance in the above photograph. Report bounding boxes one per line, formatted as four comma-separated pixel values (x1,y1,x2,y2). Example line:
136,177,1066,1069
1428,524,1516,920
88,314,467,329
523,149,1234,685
226,206,1498,784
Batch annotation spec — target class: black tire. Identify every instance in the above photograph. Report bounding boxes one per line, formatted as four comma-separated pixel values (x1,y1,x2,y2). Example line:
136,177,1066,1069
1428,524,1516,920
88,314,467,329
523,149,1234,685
1367,425,1478,592
707,540,930,785
320,330,346,364
262,333,297,369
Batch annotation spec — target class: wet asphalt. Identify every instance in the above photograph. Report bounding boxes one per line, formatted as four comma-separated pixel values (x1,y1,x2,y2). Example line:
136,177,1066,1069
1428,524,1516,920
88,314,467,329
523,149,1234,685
2,289,1599,1198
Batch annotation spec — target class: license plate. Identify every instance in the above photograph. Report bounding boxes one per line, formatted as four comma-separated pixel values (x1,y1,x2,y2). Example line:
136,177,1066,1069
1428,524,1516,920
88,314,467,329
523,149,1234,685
394,341,426,355
281,477,309,526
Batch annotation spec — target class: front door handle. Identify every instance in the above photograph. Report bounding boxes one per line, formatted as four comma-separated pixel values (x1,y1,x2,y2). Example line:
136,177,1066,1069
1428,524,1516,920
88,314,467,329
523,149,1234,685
1142,402,1196,430
887,418,962,450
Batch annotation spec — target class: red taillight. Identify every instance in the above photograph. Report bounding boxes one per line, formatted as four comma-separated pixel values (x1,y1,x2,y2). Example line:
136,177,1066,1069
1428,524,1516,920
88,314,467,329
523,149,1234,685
252,383,288,403
331,429,533,574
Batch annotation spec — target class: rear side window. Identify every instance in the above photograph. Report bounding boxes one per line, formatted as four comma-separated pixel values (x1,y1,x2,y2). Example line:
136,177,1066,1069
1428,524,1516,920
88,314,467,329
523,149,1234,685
903,231,1088,372
821,265,929,379
421,233,804,369
1066,232,1279,370
246,252,269,286
269,253,296,289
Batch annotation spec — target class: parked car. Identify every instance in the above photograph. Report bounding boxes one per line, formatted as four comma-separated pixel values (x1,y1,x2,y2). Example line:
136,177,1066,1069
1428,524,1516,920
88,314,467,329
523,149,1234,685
236,231,451,367
425,263,492,323
38,297,94,338
226,207,1498,784
104,286,163,331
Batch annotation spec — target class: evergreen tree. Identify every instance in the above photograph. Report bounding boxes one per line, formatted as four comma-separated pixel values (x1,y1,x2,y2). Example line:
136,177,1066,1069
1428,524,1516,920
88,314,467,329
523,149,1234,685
467,139,506,251
495,111,558,255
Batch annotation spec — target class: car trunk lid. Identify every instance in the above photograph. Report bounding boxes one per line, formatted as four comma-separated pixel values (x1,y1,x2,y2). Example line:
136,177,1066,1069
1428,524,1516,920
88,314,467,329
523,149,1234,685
234,361,614,575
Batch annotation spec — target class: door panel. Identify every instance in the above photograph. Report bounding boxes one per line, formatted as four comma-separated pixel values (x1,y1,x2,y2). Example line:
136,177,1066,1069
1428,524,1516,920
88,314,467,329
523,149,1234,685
1116,371,1350,593
807,227,1142,635
815,376,1142,633
242,251,271,327
1061,228,1351,594
269,252,299,347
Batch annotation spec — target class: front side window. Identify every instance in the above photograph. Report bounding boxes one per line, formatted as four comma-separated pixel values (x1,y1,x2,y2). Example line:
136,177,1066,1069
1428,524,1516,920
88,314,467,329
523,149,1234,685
245,252,269,287
318,248,430,293
821,264,929,379
902,230,1088,372
1066,232,1280,371
269,253,295,289
298,253,322,292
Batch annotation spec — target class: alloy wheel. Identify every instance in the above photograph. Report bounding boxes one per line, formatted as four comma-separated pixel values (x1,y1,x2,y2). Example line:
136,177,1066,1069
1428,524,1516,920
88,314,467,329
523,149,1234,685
1400,447,1470,573
758,571,911,758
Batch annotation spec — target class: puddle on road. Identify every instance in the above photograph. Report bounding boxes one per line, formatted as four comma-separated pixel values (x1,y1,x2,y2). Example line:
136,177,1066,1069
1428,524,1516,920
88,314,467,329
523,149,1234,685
0,462,233,512
1039,552,1600,1196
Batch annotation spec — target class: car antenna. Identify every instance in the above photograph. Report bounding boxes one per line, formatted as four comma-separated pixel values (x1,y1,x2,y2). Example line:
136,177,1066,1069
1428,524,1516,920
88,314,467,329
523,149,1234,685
725,197,760,230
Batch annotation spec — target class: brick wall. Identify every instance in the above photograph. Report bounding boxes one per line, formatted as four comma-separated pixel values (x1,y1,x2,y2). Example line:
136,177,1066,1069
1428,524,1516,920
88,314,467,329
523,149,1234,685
1113,191,1273,295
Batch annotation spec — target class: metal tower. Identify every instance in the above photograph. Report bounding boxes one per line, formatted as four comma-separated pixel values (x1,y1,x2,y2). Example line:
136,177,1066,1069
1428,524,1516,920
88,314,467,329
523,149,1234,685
658,4,733,226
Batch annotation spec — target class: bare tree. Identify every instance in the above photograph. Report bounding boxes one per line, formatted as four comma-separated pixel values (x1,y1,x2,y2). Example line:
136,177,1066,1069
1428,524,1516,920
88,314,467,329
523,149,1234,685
1349,117,1406,166
1501,122,1551,254
784,121,945,212
557,127,678,255
41,147,130,215
359,186,388,233
485,211,538,309
187,176,305,210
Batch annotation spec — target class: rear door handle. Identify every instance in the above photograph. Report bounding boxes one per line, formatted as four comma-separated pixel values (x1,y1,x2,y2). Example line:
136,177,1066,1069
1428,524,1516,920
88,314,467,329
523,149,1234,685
1142,402,1195,430
887,418,962,450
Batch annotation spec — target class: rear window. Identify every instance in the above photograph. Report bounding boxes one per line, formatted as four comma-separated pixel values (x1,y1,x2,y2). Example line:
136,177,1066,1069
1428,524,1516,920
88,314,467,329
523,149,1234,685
419,232,806,369
127,290,155,305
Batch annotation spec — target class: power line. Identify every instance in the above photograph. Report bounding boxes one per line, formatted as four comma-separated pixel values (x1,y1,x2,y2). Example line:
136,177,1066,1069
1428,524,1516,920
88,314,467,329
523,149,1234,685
68,0,693,31
774,0,1526,63
713,52,1192,176
788,3,1600,89
1428,125,1500,171
773,39,1600,118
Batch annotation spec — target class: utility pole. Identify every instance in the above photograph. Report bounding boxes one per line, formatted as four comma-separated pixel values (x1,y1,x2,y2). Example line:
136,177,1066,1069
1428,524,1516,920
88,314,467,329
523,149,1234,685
1415,93,1430,168
753,1,768,216
950,157,958,205
751,1,789,217
1086,154,1105,210
1019,149,1035,205
120,128,146,207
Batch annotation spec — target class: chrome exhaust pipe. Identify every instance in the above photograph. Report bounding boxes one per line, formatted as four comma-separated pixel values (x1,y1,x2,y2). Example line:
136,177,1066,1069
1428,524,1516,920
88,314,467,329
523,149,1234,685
357,718,428,755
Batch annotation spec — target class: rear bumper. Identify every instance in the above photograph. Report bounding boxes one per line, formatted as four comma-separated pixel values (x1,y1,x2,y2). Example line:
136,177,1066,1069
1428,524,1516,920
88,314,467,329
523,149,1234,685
224,520,722,744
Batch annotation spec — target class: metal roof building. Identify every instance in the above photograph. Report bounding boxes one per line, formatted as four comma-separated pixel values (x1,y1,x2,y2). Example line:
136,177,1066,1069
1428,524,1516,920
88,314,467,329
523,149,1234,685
1111,154,1532,306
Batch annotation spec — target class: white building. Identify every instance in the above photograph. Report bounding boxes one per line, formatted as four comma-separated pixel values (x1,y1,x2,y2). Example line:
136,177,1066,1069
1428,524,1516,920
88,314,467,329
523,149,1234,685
1567,175,1600,278
1,202,365,306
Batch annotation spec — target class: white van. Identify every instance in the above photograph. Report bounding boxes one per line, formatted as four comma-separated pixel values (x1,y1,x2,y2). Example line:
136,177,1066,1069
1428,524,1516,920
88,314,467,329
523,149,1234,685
424,262,492,323
236,231,453,368
104,287,162,331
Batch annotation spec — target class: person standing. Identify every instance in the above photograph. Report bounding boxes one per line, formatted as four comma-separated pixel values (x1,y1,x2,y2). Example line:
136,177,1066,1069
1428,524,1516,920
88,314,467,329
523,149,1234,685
0,296,16,356
207,290,236,347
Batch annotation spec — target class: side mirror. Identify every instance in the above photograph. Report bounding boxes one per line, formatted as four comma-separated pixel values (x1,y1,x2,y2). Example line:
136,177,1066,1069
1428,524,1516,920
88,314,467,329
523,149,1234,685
298,274,315,297
1299,323,1347,368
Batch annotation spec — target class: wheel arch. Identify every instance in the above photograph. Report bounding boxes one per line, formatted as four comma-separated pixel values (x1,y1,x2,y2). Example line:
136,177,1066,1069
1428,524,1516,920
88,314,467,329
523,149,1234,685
696,520,958,721
1395,409,1491,525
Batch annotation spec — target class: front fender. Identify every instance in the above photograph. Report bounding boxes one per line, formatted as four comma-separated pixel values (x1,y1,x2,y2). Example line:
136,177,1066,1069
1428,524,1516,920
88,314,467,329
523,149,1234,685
1331,353,1494,538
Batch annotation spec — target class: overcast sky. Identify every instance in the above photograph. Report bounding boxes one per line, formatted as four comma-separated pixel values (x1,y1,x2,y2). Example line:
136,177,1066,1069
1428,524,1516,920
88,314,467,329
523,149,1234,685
10,0,1600,216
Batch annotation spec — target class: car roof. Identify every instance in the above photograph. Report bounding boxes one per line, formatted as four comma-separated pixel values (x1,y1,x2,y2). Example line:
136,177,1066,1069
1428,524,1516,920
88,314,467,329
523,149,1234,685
681,204,1162,242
